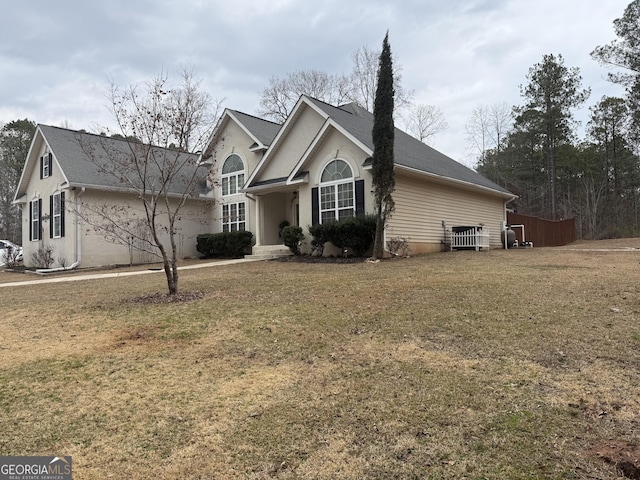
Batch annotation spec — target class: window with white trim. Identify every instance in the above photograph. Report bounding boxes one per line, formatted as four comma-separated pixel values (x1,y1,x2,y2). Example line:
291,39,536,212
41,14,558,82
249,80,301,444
41,153,52,178
319,159,355,223
222,202,246,232
221,154,245,196
30,199,41,241
52,192,62,238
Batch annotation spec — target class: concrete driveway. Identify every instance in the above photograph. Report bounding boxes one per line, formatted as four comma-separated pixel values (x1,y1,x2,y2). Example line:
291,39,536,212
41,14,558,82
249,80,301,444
0,258,263,288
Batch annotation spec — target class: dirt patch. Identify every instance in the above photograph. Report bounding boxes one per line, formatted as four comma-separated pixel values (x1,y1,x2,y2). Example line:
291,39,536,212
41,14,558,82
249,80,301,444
127,290,205,304
116,324,163,344
273,255,384,264
593,442,640,478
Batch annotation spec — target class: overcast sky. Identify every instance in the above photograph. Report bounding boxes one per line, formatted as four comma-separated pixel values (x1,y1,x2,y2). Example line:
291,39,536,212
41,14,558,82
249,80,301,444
0,0,631,166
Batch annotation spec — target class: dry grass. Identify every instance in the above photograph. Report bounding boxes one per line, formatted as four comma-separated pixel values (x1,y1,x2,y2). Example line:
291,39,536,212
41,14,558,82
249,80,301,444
1,240,640,479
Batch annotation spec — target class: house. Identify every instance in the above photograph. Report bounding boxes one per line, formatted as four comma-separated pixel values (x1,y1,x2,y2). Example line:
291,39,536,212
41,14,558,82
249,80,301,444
13,125,210,268
14,95,514,268
204,95,514,256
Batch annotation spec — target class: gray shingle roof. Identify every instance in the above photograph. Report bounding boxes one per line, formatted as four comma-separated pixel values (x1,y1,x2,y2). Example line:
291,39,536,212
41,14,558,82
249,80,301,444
305,97,512,195
228,110,280,147
39,125,208,196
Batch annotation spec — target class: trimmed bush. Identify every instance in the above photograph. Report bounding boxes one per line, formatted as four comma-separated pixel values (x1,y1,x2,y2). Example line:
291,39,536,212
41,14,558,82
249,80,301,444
308,215,376,257
281,225,304,255
196,231,253,258
308,223,329,256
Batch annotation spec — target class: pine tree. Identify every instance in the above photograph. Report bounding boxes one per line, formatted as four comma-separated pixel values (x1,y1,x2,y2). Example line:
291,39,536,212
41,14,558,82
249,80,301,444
371,32,395,259
516,54,589,220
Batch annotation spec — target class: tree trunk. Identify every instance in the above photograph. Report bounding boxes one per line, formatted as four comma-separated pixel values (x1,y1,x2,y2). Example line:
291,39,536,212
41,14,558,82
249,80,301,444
163,257,178,295
372,198,385,259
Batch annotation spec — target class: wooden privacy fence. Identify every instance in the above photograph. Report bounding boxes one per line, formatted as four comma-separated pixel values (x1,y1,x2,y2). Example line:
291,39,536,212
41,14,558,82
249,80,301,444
507,212,576,247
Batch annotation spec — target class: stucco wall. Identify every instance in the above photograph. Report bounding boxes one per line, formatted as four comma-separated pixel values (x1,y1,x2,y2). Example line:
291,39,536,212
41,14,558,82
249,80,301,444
256,105,325,182
22,187,210,269
76,190,210,267
206,118,265,237
20,144,78,268
296,128,373,253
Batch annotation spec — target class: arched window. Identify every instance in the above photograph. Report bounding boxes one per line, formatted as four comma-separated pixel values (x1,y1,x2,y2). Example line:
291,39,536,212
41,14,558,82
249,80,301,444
221,154,246,232
221,154,245,196
319,159,355,223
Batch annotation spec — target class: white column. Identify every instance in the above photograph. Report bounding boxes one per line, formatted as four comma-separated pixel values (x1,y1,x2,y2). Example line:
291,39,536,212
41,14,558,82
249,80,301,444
255,195,262,246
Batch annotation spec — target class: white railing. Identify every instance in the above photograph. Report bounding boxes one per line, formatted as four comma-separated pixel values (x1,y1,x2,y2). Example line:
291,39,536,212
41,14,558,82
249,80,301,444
445,226,490,251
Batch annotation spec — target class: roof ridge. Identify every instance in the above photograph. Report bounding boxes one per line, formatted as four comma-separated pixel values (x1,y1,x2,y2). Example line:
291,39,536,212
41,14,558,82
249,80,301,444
39,124,199,155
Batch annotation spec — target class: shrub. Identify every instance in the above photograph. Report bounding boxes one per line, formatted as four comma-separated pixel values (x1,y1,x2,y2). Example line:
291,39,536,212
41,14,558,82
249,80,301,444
2,246,22,268
308,223,329,256
196,231,253,258
281,225,304,255
278,220,290,238
308,215,376,257
387,237,411,257
31,245,55,268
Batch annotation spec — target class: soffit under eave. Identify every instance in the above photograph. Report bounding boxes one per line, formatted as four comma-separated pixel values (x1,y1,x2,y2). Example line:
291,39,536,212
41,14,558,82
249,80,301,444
62,182,212,201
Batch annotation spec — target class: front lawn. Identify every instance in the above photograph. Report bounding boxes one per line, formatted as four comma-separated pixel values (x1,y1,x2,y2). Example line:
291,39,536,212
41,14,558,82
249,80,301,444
1,241,639,479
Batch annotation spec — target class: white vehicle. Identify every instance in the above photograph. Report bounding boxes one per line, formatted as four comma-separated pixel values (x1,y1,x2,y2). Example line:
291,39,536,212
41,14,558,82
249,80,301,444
0,240,23,265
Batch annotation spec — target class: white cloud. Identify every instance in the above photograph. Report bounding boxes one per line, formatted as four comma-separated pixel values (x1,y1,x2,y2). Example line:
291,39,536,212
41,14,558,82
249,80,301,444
0,0,633,166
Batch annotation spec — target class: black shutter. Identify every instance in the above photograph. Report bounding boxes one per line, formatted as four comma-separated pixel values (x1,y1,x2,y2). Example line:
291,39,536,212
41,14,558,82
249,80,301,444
29,201,33,241
37,198,42,240
60,192,65,237
48,153,53,175
355,179,365,215
39,157,43,179
311,187,319,226
50,195,54,238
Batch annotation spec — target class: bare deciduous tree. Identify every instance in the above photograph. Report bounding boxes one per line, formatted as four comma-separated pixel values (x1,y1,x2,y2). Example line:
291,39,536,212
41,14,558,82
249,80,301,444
257,70,352,123
403,104,448,145
257,45,414,122
349,44,413,113
75,69,222,295
465,102,512,163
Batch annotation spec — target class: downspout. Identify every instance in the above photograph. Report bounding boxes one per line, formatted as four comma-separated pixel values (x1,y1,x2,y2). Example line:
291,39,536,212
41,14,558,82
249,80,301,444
503,194,517,249
74,187,84,267
35,187,83,274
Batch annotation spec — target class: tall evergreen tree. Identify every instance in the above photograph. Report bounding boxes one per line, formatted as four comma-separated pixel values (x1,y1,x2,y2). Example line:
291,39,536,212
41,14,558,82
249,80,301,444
516,54,589,220
592,1,640,148
371,32,395,259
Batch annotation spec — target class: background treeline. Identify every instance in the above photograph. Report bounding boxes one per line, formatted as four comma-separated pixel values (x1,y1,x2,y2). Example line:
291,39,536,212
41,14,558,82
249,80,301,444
0,119,36,243
470,1,640,239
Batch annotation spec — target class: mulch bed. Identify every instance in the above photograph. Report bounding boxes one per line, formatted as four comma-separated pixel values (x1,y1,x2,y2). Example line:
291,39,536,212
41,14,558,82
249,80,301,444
272,255,369,264
128,291,205,304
